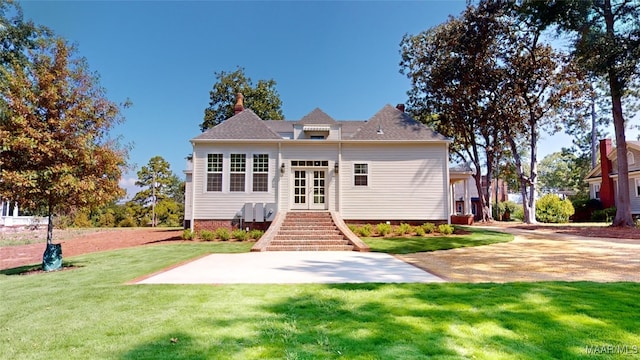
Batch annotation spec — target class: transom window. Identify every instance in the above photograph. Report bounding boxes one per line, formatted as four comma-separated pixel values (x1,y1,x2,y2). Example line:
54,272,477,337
230,154,246,192
206,154,223,192
354,163,368,186
253,154,269,192
291,160,329,167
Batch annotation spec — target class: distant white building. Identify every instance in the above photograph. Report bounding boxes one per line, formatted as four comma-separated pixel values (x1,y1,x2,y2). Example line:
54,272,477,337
0,200,48,229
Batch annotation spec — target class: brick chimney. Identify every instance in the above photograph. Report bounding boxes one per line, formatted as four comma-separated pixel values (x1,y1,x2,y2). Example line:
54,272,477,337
599,139,615,208
396,104,405,112
234,93,244,115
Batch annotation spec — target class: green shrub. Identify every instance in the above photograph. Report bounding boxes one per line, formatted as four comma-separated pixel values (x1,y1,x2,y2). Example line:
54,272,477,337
199,229,215,241
249,229,264,240
591,207,616,222
438,224,454,235
421,222,436,234
511,206,524,221
181,229,194,240
396,223,414,236
493,201,519,221
415,226,426,236
97,212,116,227
232,229,248,241
348,224,358,233
54,215,71,229
535,194,575,223
571,196,603,222
356,224,372,237
118,217,137,228
376,223,393,237
72,211,93,228
215,228,231,241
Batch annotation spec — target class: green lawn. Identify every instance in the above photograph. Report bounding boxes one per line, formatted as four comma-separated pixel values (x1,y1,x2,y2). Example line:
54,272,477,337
1,241,638,359
363,227,513,254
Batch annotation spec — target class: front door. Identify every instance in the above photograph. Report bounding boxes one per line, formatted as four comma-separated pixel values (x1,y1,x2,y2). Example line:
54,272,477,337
292,169,327,210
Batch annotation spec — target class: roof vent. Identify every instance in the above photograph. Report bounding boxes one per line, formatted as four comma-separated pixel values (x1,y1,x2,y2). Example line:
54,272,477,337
396,104,405,112
377,125,384,135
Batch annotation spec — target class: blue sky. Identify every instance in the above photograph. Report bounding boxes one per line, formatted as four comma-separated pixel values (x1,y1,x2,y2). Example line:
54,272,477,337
19,0,581,198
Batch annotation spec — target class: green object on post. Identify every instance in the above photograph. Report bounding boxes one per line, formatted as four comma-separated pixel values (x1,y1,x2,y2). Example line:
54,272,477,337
43,243,62,271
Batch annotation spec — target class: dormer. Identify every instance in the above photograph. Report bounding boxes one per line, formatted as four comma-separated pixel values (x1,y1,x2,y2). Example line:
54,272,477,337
293,108,341,140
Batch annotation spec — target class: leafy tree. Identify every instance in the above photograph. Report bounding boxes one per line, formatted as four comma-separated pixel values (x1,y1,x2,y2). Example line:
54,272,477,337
0,0,49,70
501,24,588,224
538,151,589,195
518,0,640,226
0,36,128,257
400,1,510,221
133,156,183,226
201,67,284,131
401,1,586,223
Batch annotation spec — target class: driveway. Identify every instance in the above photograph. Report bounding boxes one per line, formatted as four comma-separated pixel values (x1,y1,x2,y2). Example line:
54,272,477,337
134,251,446,284
398,227,640,283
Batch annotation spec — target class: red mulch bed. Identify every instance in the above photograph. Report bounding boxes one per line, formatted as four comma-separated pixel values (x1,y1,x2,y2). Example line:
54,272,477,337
0,228,184,271
489,222,640,240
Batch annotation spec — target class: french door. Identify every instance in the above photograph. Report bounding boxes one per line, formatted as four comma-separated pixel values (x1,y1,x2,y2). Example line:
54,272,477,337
292,170,327,210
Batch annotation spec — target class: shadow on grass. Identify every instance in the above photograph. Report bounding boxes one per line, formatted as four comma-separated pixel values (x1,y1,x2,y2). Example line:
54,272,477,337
0,261,84,276
120,332,208,360
198,282,639,359
114,282,639,359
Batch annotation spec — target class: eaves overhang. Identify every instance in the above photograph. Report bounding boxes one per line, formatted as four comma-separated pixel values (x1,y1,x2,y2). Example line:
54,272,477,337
191,138,452,145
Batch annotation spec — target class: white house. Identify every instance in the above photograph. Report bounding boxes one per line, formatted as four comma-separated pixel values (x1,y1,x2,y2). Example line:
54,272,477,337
0,200,48,229
585,139,640,215
184,96,472,249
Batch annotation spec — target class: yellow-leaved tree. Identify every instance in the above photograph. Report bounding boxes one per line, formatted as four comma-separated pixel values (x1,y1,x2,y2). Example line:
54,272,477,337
0,35,128,270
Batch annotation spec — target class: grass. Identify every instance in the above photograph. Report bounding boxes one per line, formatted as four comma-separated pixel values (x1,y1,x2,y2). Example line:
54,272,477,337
1,241,638,359
362,227,513,254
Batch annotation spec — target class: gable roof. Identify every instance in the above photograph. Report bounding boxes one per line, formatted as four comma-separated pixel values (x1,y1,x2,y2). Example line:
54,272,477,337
350,104,449,141
191,105,447,142
298,108,336,124
192,109,281,140
585,141,640,180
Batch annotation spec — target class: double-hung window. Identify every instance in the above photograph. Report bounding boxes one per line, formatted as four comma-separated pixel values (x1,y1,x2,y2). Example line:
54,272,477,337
636,179,640,197
253,154,269,192
206,154,223,192
594,183,601,200
230,154,246,192
354,163,368,186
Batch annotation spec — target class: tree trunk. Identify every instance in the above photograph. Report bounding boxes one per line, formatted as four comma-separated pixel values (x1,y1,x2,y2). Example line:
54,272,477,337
507,136,537,224
527,118,538,225
591,90,597,169
47,211,53,245
43,209,62,271
473,172,491,222
603,0,634,227
610,92,634,226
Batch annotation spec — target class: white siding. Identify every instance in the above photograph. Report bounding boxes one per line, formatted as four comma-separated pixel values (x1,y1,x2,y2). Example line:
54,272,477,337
184,173,192,220
628,176,640,215
192,143,279,219
340,143,449,221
